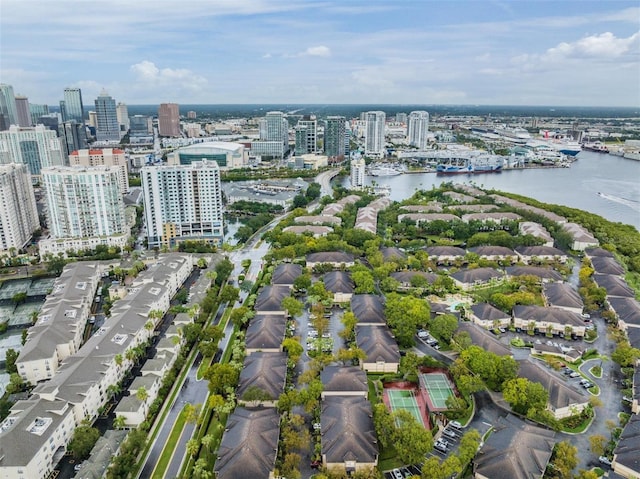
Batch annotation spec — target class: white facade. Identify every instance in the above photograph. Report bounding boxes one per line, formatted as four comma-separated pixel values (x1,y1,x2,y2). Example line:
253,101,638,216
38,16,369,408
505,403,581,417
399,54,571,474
116,102,130,132
41,166,127,255
68,148,129,193
0,163,39,252
254,111,288,158
142,160,224,248
364,111,385,158
0,125,65,177
407,111,429,149
350,158,365,189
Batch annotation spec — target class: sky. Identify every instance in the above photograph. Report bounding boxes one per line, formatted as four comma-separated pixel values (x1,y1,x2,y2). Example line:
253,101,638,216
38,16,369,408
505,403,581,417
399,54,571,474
1,0,639,107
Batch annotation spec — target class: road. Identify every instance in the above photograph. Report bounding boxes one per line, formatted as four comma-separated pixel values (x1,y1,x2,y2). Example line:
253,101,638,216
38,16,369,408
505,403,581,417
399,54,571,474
315,168,341,198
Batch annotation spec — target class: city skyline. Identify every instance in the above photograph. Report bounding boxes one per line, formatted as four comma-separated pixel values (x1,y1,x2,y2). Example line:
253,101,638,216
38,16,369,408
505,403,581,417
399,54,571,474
1,1,638,107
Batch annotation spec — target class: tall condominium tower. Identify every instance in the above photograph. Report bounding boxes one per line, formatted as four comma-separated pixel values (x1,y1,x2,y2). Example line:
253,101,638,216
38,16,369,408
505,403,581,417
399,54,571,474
364,111,386,158
294,116,317,155
69,148,128,193
63,88,84,123
350,157,365,190
0,125,65,176
0,84,18,130
15,96,31,127
158,103,180,137
407,111,430,149
94,90,120,142
0,163,39,252
396,113,408,124
42,166,126,239
59,121,88,157
142,160,223,248
29,104,49,125
324,116,346,160
252,111,289,158
116,102,130,132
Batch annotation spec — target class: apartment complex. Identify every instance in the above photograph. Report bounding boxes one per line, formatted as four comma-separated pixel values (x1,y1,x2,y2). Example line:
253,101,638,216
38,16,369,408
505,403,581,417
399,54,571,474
294,116,317,155
0,163,39,252
69,148,129,193
116,102,130,132
364,111,385,158
0,83,18,130
2,255,193,479
0,125,66,177
407,110,430,149
142,160,224,248
14,96,31,127
158,103,180,137
39,166,128,257
94,91,120,142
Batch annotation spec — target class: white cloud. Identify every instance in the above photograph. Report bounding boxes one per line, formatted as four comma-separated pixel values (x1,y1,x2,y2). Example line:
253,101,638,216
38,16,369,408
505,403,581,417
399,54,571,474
262,53,272,59
303,45,331,57
130,61,207,92
544,31,639,60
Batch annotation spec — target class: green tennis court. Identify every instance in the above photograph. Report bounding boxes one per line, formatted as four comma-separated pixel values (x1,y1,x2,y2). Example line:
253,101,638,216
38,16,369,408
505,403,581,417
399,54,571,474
387,389,425,427
421,372,455,410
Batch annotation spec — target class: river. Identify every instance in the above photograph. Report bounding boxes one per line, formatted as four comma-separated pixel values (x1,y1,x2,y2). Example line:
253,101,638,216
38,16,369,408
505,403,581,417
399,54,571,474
340,151,640,230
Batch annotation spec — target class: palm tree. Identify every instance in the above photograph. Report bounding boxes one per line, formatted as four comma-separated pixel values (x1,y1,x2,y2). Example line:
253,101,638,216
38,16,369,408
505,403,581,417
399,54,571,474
136,386,149,403
113,415,126,429
193,458,213,479
114,354,123,367
106,383,122,400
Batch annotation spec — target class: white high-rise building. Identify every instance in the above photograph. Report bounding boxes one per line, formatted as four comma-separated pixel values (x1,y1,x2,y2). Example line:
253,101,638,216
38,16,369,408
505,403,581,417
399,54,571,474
142,160,224,248
0,125,65,177
295,117,317,155
0,163,39,252
350,157,366,190
407,111,430,149
40,166,128,256
364,111,386,158
116,102,130,133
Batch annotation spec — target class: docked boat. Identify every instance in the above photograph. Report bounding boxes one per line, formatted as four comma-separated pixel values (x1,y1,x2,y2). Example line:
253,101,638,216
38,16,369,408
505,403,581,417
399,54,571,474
367,163,405,176
436,155,503,175
582,141,609,153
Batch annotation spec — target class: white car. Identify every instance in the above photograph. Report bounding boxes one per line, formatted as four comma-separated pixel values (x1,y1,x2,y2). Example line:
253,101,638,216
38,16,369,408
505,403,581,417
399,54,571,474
443,428,457,438
599,456,612,466
449,420,462,429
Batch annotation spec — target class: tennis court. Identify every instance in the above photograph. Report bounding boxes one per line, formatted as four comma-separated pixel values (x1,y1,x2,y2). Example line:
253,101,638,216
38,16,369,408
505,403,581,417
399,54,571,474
387,389,426,427
420,372,455,410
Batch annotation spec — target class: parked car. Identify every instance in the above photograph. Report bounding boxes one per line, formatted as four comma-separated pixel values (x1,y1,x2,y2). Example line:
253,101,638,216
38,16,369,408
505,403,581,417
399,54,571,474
418,330,429,339
392,469,404,479
582,382,594,389
443,428,457,438
449,420,462,429
569,372,580,378
599,456,612,466
434,442,448,453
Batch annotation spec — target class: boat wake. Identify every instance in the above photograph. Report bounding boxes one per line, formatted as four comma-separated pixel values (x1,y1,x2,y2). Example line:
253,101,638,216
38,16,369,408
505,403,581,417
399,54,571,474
597,192,640,212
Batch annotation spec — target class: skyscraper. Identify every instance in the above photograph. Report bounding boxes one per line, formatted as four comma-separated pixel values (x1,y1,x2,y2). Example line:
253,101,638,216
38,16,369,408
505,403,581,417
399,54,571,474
294,116,317,155
59,121,88,157
0,84,18,130
0,125,65,177
350,157,365,190
324,116,346,160
364,111,386,158
63,88,84,123
42,165,126,239
15,96,31,127
94,90,120,142
158,103,180,137
69,148,128,193
142,160,224,248
407,111,430,149
252,111,289,158
0,163,39,252
29,104,49,125
116,102,130,132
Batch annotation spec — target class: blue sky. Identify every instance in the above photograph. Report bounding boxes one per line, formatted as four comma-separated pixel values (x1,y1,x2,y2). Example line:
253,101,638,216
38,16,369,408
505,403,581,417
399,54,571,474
1,0,638,106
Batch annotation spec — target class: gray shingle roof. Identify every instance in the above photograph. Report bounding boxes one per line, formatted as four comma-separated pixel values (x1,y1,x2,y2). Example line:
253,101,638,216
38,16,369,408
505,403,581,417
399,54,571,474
356,325,400,363
468,246,516,257
457,322,511,357
513,305,585,327
245,314,287,351
321,396,378,464
590,256,625,276
306,251,355,264
515,246,567,257
237,352,287,401
451,267,504,285
215,407,280,479
390,271,438,285
321,366,368,394
517,360,587,411
585,247,615,258
351,294,385,325
470,303,511,323
272,263,302,285
593,274,635,298
607,297,640,327
423,246,466,257
613,413,640,476
323,271,354,294
543,283,584,310
254,285,291,312
505,266,563,282
380,247,407,261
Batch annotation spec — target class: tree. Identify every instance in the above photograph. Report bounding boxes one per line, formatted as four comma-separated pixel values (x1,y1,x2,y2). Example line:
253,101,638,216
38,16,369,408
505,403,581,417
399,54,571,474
113,415,126,429
549,441,578,479
68,425,100,460
611,342,640,367
47,255,67,275
282,337,304,363
5,348,18,374
230,306,251,327
502,377,548,415
372,403,395,449
241,386,272,406
385,292,430,347
11,292,27,305
219,285,240,305
589,434,607,457
392,410,433,465
186,438,200,458
352,270,375,294
430,314,458,342
458,429,481,464
204,363,239,395
184,403,202,424
214,258,234,285
281,296,303,317
293,274,311,292
451,331,472,351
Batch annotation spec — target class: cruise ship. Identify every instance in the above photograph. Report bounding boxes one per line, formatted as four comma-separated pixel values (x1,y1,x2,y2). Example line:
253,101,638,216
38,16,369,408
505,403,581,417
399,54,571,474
367,163,405,176
582,141,609,153
436,154,503,175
